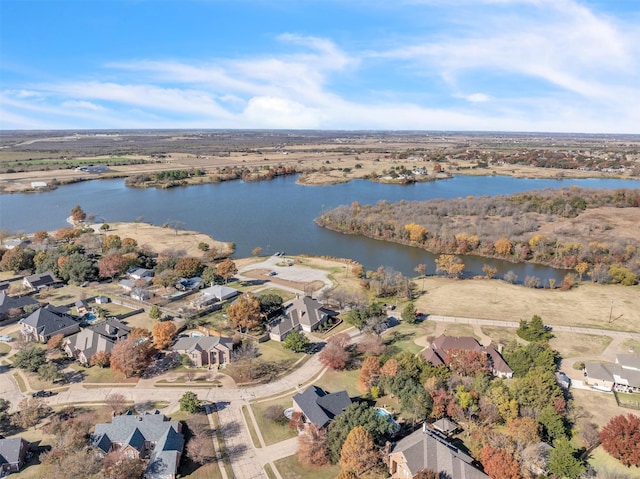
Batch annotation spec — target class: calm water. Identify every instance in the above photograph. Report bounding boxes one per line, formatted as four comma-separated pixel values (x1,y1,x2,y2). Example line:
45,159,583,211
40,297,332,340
3,175,639,281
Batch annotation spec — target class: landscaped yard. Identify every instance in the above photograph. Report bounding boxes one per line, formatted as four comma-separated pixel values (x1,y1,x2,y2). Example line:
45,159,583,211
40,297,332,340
437,322,477,338
588,445,640,477
249,397,298,446
313,368,361,398
480,326,518,346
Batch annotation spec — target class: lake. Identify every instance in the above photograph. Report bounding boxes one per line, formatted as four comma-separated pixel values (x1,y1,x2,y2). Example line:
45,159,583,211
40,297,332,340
3,175,639,282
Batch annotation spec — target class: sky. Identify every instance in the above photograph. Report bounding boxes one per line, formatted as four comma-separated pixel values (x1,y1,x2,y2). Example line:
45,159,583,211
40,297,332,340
1,0,639,133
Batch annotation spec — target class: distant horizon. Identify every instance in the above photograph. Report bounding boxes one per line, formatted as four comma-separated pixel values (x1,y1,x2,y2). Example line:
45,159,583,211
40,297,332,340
1,128,639,138
2,1,639,133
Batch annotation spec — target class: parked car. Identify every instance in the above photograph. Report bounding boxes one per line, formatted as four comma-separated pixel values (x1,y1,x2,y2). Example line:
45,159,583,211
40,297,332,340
0,335,13,342
32,390,52,398
268,271,277,276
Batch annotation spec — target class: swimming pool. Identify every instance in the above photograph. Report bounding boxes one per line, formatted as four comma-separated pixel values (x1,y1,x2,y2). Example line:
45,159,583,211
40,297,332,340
376,407,401,433
83,312,98,323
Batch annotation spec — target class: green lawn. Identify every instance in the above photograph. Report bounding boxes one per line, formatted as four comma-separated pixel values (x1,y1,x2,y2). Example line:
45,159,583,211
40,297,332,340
589,445,640,477
69,363,139,384
438,323,477,338
0,342,11,355
250,397,297,446
274,455,341,479
314,368,361,398
242,406,262,447
258,340,305,363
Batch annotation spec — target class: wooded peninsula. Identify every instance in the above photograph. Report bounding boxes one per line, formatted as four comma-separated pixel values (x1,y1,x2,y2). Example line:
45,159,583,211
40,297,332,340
315,188,640,286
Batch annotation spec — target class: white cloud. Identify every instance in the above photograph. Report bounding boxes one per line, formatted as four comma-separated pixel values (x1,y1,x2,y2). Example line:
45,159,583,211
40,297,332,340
61,100,106,111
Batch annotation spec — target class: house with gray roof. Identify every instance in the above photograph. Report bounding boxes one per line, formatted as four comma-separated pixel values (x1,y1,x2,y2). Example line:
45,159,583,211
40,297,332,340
171,334,233,367
0,437,30,474
91,412,184,479
19,304,80,342
22,271,57,291
0,291,39,322
292,385,352,429
388,424,488,479
191,285,239,309
584,354,640,392
64,318,131,365
268,296,339,342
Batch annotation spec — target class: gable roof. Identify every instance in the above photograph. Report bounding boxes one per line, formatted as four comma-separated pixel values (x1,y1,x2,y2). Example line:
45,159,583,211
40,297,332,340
432,335,482,352
23,271,57,289
292,385,351,428
91,413,184,479
171,335,233,354
0,438,28,466
270,297,338,338
66,318,131,361
20,304,79,337
0,291,39,315
202,285,239,301
390,425,488,479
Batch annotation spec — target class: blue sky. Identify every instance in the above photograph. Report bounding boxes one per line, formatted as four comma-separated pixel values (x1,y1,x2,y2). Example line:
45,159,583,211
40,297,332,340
1,0,639,132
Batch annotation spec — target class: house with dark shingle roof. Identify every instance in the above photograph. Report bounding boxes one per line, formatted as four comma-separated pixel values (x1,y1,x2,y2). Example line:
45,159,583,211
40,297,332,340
64,318,131,365
22,271,57,290
388,424,488,479
0,437,30,474
19,304,80,342
0,291,39,322
91,412,184,479
421,335,513,379
292,385,352,429
171,335,233,367
268,296,339,342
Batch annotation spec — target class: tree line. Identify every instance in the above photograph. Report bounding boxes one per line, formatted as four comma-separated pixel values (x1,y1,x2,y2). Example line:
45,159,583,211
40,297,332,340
316,187,640,285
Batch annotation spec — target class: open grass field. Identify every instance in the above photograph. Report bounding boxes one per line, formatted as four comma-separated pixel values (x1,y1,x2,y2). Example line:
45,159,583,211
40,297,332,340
414,278,640,333
549,332,613,358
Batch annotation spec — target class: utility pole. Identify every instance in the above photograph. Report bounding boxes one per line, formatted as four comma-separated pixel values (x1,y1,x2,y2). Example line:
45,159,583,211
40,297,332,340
608,299,614,323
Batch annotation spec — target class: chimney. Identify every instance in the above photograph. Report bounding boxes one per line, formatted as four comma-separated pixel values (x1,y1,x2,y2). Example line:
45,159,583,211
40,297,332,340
497,343,504,353
422,422,426,433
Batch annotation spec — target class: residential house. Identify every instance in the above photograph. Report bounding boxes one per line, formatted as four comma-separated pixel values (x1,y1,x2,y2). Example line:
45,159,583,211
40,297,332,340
64,318,131,365
291,385,352,429
171,335,233,367
22,271,57,291
75,299,90,315
127,268,155,280
191,285,239,309
91,412,184,479
0,291,39,322
176,277,202,291
388,424,488,479
0,437,30,474
421,335,513,379
95,296,110,304
268,296,339,342
19,304,80,342
584,354,640,392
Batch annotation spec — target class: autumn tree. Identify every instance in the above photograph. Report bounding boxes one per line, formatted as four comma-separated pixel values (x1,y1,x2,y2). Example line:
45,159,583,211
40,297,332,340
152,321,177,349
482,264,498,279
102,234,122,252
494,237,513,257
174,257,204,278
574,261,589,281
298,423,330,466
105,393,128,415
103,449,146,479
600,414,640,467
357,336,386,356
435,254,465,278
227,293,262,332
480,445,522,479
90,350,111,368
319,334,351,370
110,334,155,378
0,246,35,273
445,349,490,377
358,356,381,393
47,333,65,350
70,205,87,223
98,253,129,279
339,426,380,475
216,258,238,283
414,470,438,479
12,397,49,430
33,230,49,244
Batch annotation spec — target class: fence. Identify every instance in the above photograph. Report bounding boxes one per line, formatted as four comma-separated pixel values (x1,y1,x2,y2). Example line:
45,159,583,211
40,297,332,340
613,391,640,410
